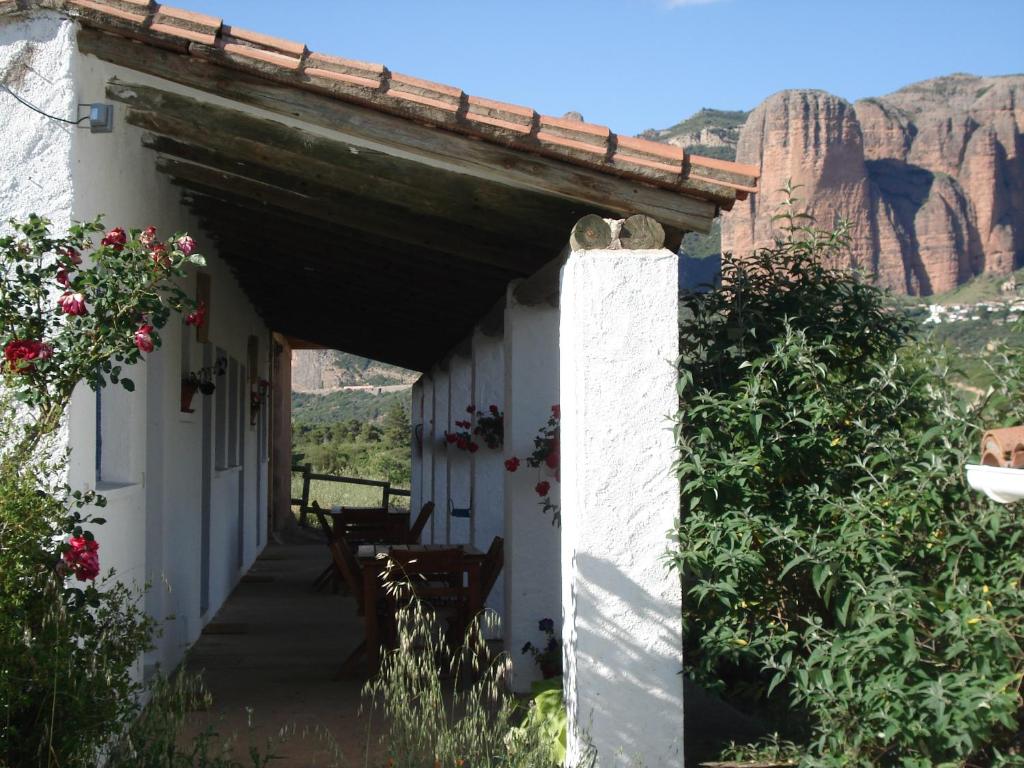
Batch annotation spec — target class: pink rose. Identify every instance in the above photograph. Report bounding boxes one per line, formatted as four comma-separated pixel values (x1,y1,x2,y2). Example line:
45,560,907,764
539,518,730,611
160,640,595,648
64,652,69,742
57,291,88,316
101,227,127,251
150,242,171,269
139,226,157,247
63,535,100,581
134,324,155,353
176,235,196,256
4,338,52,373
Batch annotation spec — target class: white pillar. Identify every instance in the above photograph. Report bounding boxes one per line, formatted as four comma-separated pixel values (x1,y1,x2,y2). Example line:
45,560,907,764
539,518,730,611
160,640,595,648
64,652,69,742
472,328,506,629
420,375,435,541
447,354,473,544
503,284,561,691
560,249,683,767
430,367,449,544
410,379,424,517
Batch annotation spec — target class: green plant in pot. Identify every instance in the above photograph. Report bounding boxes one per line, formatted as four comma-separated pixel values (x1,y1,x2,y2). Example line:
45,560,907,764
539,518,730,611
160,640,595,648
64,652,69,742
522,617,562,679
181,356,226,412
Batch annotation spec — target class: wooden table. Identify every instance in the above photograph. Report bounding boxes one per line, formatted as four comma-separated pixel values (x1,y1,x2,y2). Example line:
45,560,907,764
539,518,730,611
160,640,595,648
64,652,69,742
356,544,484,671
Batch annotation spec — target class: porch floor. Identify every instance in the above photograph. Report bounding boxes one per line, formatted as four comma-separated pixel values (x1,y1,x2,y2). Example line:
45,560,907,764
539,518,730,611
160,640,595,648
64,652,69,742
182,539,375,767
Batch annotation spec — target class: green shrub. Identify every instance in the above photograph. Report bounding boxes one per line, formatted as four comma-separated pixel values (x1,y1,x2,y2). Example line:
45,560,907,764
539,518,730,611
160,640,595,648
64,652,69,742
670,195,1024,766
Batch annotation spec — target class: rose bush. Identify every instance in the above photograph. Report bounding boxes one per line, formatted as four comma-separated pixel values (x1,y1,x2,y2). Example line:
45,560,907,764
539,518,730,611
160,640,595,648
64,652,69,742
0,215,204,766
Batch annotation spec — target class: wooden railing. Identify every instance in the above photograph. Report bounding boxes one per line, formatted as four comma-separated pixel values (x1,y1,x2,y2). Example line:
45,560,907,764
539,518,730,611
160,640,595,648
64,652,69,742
290,463,411,527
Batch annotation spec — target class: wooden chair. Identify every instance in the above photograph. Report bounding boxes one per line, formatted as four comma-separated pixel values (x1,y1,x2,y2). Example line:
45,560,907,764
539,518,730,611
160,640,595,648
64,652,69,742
328,534,378,677
310,501,339,592
385,546,475,648
336,507,396,544
480,536,504,605
405,501,435,544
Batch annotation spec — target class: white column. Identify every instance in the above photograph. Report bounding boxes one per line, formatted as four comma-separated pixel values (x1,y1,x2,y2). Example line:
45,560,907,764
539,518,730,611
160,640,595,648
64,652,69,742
447,354,473,544
471,328,506,628
410,379,424,517
503,284,561,691
560,249,683,767
430,367,450,544
420,375,435,541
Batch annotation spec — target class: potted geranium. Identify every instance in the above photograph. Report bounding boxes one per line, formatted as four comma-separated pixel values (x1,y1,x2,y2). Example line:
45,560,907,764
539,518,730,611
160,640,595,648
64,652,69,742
181,357,226,413
504,405,560,524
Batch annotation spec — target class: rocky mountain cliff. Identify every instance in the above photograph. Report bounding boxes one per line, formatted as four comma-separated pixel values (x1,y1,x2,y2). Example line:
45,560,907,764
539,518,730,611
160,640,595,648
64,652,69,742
292,350,417,393
640,108,747,161
720,74,1024,295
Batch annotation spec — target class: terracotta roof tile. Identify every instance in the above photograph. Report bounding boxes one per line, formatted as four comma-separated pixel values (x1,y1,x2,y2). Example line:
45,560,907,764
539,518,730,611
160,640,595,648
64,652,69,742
303,52,385,93
150,4,219,46
13,0,759,207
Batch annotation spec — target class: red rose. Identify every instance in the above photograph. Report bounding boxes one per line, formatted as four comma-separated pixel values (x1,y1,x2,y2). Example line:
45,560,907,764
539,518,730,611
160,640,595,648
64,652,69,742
468,442,479,453
63,247,82,265
545,451,560,469
57,291,87,316
185,301,207,327
504,457,520,472
176,235,196,256
134,324,155,353
63,535,100,581
139,225,157,247
4,338,52,373
56,267,70,287
535,481,551,497
101,227,127,251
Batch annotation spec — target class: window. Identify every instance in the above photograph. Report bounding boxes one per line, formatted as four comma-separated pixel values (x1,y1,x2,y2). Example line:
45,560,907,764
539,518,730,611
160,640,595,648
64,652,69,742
95,373,140,487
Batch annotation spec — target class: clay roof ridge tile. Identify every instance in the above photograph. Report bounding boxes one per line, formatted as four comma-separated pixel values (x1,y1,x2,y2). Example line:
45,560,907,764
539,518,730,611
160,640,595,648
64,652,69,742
221,24,307,58
66,0,150,24
150,3,220,45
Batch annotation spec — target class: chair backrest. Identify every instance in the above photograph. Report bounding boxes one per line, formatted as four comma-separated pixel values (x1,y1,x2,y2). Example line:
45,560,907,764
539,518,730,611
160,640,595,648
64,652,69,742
337,507,394,543
386,546,468,601
328,535,365,613
481,536,504,603
310,501,335,546
406,502,435,544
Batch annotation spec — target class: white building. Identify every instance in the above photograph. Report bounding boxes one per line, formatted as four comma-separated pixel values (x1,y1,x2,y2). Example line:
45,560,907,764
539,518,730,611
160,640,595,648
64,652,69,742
0,3,758,765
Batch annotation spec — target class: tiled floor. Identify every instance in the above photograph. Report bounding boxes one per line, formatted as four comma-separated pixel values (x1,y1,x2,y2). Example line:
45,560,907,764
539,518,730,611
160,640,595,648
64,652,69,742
182,540,379,767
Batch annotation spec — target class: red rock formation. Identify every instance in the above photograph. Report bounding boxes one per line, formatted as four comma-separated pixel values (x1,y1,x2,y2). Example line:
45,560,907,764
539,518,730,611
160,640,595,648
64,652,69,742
722,74,1024,295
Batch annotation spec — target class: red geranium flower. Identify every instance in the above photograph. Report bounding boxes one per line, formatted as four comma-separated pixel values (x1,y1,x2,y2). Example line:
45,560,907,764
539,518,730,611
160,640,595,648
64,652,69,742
468,442,479,453
535,481,551,497
489,404,499,414
63,535,99,581
101,227,127,251
185,301,207,327
134,324,155,353
446,432,458,444
466,405,475,414
545,451,560,469
4,338,52,373
57,291,88,316
504,457,520,472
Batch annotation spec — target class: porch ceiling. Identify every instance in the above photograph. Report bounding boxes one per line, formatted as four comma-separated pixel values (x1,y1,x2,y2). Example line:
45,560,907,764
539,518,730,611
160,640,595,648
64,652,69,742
68,16,758,371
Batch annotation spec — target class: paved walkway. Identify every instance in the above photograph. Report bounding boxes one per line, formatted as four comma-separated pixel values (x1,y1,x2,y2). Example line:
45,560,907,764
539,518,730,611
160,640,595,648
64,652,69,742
183,540,378,767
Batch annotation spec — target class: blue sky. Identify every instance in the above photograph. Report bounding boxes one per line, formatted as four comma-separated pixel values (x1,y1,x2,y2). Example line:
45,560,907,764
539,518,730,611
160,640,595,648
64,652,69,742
170,0,1024,136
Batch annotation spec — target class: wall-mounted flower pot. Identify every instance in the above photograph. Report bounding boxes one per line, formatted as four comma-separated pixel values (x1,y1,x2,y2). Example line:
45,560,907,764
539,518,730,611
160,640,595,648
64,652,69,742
180,380,199,413
965,464,1024,504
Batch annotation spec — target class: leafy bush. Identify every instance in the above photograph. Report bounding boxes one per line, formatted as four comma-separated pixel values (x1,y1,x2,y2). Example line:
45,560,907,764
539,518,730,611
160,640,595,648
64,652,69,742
670,196,1024,766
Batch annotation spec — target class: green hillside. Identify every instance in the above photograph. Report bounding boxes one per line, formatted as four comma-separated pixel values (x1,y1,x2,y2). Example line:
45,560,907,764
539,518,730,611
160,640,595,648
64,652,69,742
292,387,412,426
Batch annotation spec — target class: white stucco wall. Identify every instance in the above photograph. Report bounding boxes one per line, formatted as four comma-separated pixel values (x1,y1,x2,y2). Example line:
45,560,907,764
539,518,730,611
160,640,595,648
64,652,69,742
0,10,270,676
410,379,424,517
560,249,683,768
503,286,561,691
429,367,449,545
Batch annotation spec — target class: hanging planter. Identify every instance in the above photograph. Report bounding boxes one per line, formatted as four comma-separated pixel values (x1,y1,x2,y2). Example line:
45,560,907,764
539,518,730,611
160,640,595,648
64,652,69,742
180,357,226,412
180,379,199,413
